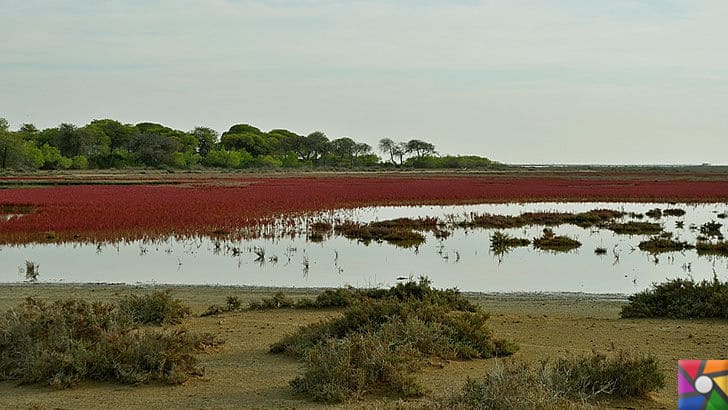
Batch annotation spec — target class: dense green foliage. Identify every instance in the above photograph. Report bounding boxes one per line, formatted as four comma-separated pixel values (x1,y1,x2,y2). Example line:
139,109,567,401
0,117,497,170
0,294,220,388
620,276,728,319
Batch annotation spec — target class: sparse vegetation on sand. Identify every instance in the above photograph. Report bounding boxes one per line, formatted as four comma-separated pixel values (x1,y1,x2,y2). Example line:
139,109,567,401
445,351,665,409
269,278,517,403
620,276,728,319
0,293,221,388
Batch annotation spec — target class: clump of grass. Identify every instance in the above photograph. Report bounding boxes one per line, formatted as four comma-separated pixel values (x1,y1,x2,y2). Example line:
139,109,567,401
662,208,686,217
272,278,516,403
459,209,623,230
637,236,694,254
201,295,243,317
620,276,728,319
696,241,728,256
700,221,724,239
307,232,325,242
445,351,664,409
251,277,476,312
607,222,663,235
22,260,40,282
0,204,36,214
248,292,296,310
118,290,191,325
645,208,662,219
0,297,220,388
550,351,665,399
309,221,333,232
289,331,424,403
532,229,581,252
334,220,427,248
490,232,530,255
718,212,727,219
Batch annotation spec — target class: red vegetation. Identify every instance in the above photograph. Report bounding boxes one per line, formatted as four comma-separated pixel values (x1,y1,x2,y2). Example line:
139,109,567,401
1,174,728,244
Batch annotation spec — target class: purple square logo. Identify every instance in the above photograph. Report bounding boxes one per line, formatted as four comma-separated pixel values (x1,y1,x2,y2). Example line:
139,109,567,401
678,360,728,409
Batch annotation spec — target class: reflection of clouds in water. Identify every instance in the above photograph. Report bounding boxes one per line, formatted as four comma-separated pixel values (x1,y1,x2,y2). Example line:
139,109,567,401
1,202,727,294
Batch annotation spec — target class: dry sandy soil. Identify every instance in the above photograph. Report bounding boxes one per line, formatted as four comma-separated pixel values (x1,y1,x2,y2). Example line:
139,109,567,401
0,284,726,409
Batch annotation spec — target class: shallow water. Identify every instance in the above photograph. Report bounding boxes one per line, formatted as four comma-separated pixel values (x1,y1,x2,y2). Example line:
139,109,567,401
1,202,727,294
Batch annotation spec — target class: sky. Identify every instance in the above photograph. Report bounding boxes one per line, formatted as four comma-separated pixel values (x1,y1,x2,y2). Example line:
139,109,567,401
1,0,727,164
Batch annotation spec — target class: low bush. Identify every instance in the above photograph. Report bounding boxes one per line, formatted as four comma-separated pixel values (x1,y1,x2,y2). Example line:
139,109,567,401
201,295,244,317
273,278,516,403
290,331,424,402
445,351,664,409
0,297,220,388
620,276,728,319
550,351,665,399
248,292,295,310
118,290,191,325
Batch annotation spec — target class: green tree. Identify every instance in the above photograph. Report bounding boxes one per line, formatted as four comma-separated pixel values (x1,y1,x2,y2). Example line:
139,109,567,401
330,137,357,164
405,139,436,159
191,127,218,156
378,138,397,165
304,131,330,163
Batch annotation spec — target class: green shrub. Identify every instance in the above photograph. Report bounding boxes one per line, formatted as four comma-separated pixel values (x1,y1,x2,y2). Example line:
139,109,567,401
445,361,570,410
620,276,728,319
290,332,423,403
0,297,220,388
118,290,191,325
273,280,516,403
550,351,665,399
445,351,664,409
248,292,295,310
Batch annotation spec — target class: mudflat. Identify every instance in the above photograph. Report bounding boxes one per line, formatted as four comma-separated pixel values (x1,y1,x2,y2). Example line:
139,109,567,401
0,284,725,409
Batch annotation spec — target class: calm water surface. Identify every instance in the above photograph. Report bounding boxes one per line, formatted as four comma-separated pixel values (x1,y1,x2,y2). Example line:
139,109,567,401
1,202,726,294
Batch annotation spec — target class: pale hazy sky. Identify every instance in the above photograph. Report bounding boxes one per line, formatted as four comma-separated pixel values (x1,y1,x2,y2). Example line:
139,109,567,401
2,1,727,164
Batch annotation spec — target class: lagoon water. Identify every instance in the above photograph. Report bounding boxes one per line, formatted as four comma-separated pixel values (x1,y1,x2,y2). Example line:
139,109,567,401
1,202,726,294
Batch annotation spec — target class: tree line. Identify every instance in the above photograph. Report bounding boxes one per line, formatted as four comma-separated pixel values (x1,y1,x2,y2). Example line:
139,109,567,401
0,118,497,171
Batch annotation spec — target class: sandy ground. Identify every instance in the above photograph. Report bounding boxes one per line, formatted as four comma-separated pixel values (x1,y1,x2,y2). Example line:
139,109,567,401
0,284,726,409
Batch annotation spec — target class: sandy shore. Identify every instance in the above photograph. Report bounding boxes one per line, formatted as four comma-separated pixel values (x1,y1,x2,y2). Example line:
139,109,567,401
0,283,726,409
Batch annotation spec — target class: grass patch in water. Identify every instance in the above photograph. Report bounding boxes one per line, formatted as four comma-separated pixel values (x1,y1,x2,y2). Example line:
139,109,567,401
532,229,581,252
637,236,694,254
607,222,662,235
696,241,728,256
490,231,530,256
